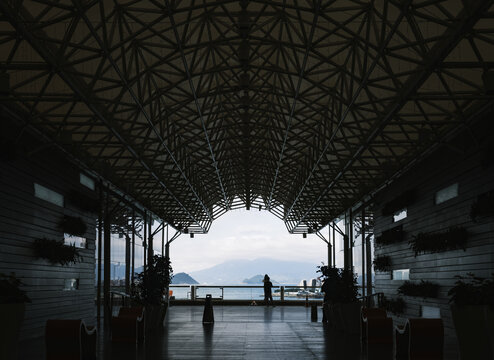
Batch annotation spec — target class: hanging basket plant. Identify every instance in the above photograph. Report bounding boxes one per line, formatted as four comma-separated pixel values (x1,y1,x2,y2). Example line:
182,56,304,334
409,226,468,257
375,225,404,246
382,296,406,315
32,238,82,266
59,215,87,236
373,255,392,272
382,189,416,216
470,190,494,222
398,280,440,298
68,190,100,213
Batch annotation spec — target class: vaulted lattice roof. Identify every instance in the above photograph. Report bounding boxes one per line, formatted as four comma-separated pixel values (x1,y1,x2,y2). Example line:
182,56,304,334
1,0,493,233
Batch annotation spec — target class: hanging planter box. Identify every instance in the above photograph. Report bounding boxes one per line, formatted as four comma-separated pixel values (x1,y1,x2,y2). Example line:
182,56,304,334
59,215,87,237
373,255,392,272
375,225,404,246
32,238,82,266
409,226,468,256
398,280,440,298
470,190,494,222
381,189,416,216
68,190,100,213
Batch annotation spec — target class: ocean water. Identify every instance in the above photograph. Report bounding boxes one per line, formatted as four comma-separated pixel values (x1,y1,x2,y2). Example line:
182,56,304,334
169,286,311,301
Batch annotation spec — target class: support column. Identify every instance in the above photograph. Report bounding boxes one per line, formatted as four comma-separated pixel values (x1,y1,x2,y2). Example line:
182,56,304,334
327,226,332,268
131,210,135,284
125,232,130,294
162,222,165,256
103,191,111,328
147,217,153,267
361,208,366,298
366,234,373,297
349,208,353,271
332,222,336,268
343,213,350,271
96,184,103,327
143,211,147,271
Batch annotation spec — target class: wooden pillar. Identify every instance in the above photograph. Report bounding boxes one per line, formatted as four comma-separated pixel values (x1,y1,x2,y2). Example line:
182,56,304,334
96,184,103,327
131,210,135,284
103,191,111,327
361,208,366,298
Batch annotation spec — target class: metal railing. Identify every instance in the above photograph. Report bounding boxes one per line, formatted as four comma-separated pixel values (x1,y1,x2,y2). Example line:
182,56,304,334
168,285,324,301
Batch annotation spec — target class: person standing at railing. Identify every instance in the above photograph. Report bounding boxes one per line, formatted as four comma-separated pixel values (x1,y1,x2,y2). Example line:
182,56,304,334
263,274,274,307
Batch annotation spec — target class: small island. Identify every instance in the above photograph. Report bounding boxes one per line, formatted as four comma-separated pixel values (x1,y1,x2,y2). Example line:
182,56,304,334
171,272,199,284
242,274,278,284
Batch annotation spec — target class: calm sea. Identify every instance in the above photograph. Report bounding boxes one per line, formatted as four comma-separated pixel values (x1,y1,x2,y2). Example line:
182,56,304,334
169,286,310,301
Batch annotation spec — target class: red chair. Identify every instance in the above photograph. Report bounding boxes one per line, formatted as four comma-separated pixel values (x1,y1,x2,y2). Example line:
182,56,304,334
395,318,444,360
111,306,145,343
45,319,97,360
361,307,387,343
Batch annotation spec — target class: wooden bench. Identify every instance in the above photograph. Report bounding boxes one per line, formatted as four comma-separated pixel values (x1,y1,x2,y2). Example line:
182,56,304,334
45,319,97,360
395,318,444,360
111,306,145,343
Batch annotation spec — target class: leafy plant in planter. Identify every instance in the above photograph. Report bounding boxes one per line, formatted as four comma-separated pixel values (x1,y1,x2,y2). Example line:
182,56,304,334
409,226,468,256
470,190,494,222
382,296,406,315
59,215,87,236
0,273,30,360
131,255,173,331
381,189,415,216
375,225,404,246
373,255,392,272
68,190,100,213
448,273,494,359
32,238,82,266
318,265,360,333
398,280,440,298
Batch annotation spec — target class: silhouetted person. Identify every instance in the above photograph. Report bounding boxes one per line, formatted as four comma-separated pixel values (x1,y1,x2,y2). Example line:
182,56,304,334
263,274,274,306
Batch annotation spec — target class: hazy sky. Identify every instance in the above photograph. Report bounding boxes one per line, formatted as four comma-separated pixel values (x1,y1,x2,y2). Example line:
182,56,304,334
170,209,331,273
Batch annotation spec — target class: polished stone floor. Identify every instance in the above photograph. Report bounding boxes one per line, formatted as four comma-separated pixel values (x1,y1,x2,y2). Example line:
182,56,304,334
19,305,458,359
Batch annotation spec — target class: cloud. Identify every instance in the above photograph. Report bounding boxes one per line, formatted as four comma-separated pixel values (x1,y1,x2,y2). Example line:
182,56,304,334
170,209,329,273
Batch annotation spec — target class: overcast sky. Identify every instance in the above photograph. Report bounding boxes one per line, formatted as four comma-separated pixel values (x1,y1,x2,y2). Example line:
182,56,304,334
170,209,331,273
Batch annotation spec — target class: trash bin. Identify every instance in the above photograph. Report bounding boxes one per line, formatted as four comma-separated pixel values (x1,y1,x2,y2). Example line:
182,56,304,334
203,294,214,324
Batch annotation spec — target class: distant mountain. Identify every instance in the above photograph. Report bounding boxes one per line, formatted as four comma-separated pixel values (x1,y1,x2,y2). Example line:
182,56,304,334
172,272,198,284
243,274,278,284
190,258,319,285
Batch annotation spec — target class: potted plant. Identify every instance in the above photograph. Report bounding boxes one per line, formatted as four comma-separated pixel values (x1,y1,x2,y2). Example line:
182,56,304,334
0,273,31,360
318,265,359,333
448,273,494,359
409,226,468,256
397,280,440,298
131,255,173,332
373,255,392,272
59,215,87,237
32,238,82,266
382,296,406,316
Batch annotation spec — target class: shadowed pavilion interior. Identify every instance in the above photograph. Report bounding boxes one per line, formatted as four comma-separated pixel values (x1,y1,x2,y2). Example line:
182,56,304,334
1,0,494,359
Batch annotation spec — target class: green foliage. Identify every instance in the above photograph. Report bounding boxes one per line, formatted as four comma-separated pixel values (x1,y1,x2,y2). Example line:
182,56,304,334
398,280,440,298
0,273,31,304
448,273,494,306
59,215,87,236
375,225,404,246
132,255,173,306
33,238,82,266
382,296,406,315
317,265,359,303
373,255,392,272
410,227,467,256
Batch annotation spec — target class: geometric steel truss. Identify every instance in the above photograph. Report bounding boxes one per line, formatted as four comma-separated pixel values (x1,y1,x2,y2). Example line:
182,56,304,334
1,0,493,234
